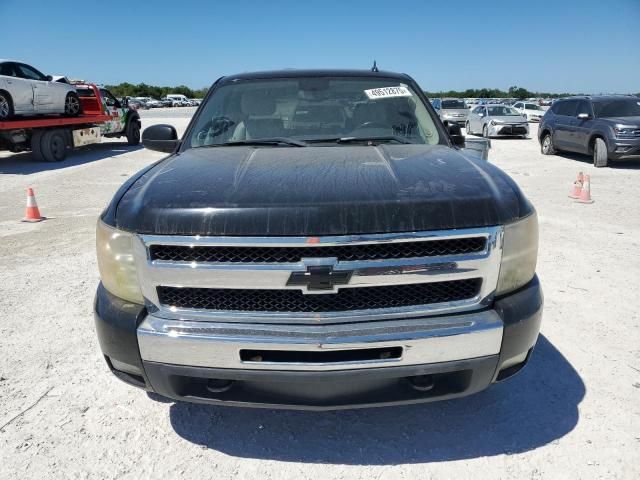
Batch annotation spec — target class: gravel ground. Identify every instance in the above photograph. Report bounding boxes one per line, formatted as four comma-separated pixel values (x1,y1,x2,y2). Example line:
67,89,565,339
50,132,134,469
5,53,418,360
0,113,639,479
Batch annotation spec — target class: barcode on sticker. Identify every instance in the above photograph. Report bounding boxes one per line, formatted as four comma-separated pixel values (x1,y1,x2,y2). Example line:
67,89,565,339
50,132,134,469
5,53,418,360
364,86,412,99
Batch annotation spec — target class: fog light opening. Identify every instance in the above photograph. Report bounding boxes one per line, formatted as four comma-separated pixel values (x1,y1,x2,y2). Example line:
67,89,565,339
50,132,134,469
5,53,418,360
407,374,435,392
206,379,234,393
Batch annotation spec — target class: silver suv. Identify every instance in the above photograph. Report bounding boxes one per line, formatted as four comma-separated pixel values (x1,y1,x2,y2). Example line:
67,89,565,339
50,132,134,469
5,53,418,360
432,98,469,126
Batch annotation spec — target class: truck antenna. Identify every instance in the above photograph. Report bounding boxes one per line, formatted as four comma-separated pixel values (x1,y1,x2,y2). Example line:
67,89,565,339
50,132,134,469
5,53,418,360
371,60,379,72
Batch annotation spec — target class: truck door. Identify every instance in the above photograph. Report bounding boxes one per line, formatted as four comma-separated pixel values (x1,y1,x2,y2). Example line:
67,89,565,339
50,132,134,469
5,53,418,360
1,62,34,114
99,89,127,134
15,63,53,110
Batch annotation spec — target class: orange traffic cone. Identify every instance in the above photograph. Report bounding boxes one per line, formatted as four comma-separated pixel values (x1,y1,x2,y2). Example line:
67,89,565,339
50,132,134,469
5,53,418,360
576,174,594,204
22,188,45,222
569,172,584,199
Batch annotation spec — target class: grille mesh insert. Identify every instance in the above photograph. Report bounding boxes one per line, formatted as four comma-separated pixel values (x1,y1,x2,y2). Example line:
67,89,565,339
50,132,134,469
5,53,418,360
150,237,486,263
157,279,482,313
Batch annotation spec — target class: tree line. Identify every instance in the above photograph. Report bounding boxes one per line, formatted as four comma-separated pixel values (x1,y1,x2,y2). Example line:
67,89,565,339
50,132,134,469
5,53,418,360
425,86,640,99
423,86,584,100
104,82,209,99
103,82,638,101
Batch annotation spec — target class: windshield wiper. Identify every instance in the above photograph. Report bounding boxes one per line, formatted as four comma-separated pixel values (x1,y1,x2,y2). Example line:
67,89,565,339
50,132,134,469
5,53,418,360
306,135,413,145
206,137,308,147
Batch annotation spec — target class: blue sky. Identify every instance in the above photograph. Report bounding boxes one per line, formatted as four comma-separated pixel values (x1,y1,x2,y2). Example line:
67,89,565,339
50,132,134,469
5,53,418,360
1,0,638,93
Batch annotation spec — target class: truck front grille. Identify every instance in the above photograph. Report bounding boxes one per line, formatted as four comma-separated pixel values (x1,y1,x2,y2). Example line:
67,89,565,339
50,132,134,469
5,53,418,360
157,279,482,313
135,228,503,324
149,237,486,263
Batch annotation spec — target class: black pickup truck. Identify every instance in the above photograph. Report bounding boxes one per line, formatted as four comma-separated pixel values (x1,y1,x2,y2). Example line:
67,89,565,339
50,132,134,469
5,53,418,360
94,69,542,410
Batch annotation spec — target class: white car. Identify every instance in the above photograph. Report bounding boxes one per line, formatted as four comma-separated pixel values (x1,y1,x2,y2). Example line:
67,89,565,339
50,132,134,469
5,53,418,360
143,98,162,108
512,101,546,122
0,60,81,119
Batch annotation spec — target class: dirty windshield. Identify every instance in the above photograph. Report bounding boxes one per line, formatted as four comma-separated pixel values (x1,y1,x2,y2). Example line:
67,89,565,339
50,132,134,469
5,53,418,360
188,77,440,148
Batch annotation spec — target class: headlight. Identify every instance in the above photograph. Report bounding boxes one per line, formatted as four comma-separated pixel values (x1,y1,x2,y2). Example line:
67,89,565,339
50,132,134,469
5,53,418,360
496,212,538,295
614,127,637,138
490,120,496,126
96,220,144,304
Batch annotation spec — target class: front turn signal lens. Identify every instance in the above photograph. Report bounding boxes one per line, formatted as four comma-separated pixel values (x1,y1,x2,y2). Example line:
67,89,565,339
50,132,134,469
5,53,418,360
96,220,144,304
496,212,539,296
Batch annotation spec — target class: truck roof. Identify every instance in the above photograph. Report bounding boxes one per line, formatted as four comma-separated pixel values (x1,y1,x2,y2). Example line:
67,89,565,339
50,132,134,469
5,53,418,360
218,69,412,85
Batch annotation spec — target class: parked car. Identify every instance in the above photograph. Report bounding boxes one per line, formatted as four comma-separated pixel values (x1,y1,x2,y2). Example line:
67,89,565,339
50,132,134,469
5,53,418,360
0,59,81,119
140,97,162,108
95,68,542,410
466,98,478,108
467,105,529,138
134,97,154,109
160,98,174,107
512,101,545,122
539,95,640,167
125,98,144,110
432,98,469,126
162,97,181,107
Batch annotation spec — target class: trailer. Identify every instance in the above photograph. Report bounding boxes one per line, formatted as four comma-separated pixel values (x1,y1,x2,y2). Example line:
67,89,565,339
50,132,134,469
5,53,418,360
0,84,140,162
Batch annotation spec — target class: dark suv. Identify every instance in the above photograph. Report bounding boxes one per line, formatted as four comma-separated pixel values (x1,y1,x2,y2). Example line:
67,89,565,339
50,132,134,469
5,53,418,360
538,96,640,167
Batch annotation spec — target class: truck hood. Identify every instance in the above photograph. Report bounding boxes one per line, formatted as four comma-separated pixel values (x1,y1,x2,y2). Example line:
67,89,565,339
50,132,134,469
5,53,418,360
115,144,532,236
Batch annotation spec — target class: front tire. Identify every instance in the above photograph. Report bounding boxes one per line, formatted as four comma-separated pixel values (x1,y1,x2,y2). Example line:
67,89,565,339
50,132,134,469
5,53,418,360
593,137,608,168
126,119,141,146
0,91,13,120
64,92,82,117
482,125,489,138
466,121,473,136
541,132,556,155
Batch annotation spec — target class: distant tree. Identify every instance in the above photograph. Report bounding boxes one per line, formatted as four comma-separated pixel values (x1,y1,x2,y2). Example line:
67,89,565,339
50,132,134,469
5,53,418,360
104,82,209,99
508,85,531,99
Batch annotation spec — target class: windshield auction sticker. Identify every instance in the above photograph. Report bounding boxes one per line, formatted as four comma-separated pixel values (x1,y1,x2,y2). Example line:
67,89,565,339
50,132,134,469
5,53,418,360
364,86,412,99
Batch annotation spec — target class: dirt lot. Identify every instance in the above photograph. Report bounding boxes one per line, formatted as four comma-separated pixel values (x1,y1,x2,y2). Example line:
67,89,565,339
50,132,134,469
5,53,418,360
1,111,639,479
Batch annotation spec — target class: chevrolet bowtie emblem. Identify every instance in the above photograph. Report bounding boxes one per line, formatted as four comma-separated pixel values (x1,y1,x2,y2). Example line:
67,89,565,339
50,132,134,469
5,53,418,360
287,263,352,292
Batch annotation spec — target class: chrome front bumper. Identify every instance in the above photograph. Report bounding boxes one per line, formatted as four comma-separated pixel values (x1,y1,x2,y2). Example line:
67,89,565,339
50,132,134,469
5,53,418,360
137,309,504,372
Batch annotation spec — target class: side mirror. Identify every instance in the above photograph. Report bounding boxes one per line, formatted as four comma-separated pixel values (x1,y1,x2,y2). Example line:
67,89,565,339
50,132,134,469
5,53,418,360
142,124,179,153
448,123,465,147
577,113,591,120
46,75,53,81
